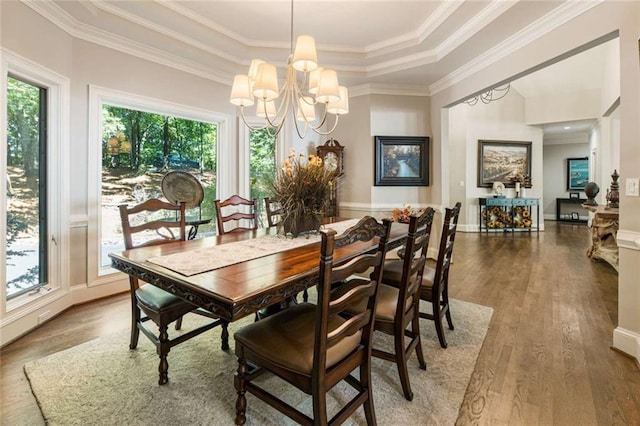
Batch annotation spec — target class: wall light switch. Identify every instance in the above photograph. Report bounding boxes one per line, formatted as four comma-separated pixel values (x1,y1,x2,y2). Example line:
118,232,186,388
626,178,640,197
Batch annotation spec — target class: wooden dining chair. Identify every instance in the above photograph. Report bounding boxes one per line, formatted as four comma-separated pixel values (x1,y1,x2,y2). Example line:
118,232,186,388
419,202,462,348
263,197,284,227
233,216,392,425
119,198,229,385
339,207,436,401
214,195,258,235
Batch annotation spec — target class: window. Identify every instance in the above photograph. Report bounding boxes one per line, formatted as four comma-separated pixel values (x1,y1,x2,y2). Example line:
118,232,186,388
1,49,69,334
99,105,218,267
249,129,277,225
88,86,230,280
5,76,48,299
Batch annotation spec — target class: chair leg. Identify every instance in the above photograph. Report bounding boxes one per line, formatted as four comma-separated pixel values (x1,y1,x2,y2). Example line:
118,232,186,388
175,316,183,330
443,286,454,330
394,329,413,401
312,383,328,425
432,299,448,349
362,358,377,426
129,303,141,350
158,324,170,385
235,358,248,425
412,308,427,370
221,321,230,350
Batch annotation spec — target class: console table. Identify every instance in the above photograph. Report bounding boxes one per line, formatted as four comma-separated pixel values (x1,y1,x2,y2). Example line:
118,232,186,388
556,197,588,223
479,197,540,233
583,205,619,271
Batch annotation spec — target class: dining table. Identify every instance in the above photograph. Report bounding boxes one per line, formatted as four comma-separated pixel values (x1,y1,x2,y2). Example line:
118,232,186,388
108,217,408,331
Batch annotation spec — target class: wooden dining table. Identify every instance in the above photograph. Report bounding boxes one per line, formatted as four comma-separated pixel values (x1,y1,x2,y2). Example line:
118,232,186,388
108,218,408,324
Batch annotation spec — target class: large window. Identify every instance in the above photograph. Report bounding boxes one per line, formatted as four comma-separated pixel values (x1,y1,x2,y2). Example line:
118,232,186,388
249,128,277,225
99,105,218,267
5,76,48,299
88,86,229,280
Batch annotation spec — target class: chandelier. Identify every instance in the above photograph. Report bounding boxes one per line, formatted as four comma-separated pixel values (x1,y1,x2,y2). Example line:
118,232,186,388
229,0,348,138
464,84,510,106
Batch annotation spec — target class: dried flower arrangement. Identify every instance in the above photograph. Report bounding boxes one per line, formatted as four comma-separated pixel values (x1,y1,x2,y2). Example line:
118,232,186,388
268,148,334,236
509,172,531,187
391,204,424,223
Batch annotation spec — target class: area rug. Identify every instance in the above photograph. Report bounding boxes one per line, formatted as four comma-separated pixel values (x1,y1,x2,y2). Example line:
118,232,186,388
24,299,492,425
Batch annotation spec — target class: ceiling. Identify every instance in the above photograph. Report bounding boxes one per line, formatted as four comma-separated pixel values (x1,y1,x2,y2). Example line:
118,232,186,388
25,0,609,136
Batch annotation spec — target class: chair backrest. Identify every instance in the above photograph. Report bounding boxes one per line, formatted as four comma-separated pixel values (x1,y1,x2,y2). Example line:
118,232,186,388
395,207,435,319
313,216,392,381
264,197,284,228
214,195,258,235
119,198,187,250
431,202,462,295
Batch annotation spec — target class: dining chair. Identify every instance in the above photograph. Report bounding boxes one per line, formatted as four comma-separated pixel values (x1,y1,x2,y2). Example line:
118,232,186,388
119,198,229,385
214,195,258,235
233,216,392,425
263,197,284,227
339,207,436,401
419,202,462,348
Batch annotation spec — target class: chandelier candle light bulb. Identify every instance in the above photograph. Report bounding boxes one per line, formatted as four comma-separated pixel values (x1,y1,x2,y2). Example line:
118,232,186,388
229,0,348,137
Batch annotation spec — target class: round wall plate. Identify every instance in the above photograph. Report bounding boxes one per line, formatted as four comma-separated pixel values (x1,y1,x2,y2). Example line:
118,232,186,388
161,171,204,208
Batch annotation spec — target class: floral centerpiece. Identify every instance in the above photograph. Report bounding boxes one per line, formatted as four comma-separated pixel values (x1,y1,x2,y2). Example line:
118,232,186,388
391,204,424,223
268,148,334,236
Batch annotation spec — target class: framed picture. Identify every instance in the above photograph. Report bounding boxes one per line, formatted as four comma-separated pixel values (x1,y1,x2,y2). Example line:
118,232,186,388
567,157,589,190
477,140,532,188
571,212,580,220
374,136,429,186
569,192,580,199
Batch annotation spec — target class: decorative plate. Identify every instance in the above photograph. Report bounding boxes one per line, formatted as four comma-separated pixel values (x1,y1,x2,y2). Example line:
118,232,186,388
161,171,204,208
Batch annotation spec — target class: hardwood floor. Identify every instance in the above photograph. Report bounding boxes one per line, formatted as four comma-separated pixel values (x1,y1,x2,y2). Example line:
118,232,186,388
2,221,638,425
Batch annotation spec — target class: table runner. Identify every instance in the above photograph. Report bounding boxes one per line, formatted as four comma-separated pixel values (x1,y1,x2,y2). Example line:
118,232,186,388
147,218,360,276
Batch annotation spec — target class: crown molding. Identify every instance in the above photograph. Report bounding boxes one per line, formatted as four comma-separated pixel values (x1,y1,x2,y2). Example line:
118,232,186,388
22,0,233,86
349,84,429,98
91,0,244,65
429,0,604,95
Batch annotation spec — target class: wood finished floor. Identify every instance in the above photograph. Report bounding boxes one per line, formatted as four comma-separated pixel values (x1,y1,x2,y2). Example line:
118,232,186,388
1,221,638,425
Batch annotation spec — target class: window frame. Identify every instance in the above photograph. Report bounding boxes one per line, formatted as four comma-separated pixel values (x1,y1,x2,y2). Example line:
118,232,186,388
87,85,231,284
1,48,70,317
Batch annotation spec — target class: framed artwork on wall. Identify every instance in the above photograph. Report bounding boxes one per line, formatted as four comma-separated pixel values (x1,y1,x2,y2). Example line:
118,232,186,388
567,157,589,190
477,140,532,188
374,136,429,186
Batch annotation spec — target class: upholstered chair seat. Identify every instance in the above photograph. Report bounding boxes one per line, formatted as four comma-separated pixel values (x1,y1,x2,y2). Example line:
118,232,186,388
134,285,195,324
234,303,362,374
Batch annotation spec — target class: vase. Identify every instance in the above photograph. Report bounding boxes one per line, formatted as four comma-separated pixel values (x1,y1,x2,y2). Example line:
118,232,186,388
282,213,321,237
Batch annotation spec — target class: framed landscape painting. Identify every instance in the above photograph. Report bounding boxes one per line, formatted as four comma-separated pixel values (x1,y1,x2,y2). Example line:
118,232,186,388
374,136,429,186
567,157,589,190
477,140,532,188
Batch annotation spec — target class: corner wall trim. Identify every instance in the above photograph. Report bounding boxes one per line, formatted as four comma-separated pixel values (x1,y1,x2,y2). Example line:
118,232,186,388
613,327,640,364
618,229,640,251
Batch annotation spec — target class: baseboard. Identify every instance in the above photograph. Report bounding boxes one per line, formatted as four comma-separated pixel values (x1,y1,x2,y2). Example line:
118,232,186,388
613,327,640,366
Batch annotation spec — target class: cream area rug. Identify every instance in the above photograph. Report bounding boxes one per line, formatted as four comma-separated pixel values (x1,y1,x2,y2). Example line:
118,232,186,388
24,299,492,426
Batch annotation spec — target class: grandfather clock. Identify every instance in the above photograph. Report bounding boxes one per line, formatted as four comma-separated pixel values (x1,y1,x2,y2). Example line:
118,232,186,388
317,139,344,217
